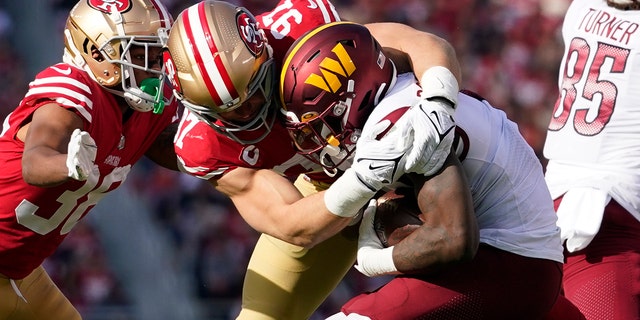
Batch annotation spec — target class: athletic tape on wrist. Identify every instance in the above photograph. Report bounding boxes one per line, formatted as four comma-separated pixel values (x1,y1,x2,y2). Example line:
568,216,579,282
420,66,459,108
324,169,377,218
360,246,397,276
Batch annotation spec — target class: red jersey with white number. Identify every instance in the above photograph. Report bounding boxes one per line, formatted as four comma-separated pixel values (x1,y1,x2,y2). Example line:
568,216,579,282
543,0,640,219
257,0,341,64
0,64,179,279
175,0,339,181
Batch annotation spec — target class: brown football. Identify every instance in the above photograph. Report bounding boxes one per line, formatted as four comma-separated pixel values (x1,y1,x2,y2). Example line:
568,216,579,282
373,188,425,247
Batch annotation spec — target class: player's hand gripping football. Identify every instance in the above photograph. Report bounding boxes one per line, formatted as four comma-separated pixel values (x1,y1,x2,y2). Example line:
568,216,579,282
355,199,399,277
403,66,458,176
66,129,98,181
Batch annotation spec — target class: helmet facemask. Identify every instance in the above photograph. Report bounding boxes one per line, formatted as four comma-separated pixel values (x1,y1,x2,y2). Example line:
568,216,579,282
179,58,277,144
100,9,170,113
281,79,361,175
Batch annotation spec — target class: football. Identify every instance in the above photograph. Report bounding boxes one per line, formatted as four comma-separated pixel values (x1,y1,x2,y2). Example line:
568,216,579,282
373,188,425,247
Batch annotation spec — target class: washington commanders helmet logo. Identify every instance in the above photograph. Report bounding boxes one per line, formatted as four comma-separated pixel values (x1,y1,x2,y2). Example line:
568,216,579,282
304,42,356,93
237,11,265,57
88,0,132,13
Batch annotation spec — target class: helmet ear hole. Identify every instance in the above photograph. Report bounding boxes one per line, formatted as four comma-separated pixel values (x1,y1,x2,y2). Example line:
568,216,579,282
90,46,105,62
339,39,356,48
82,39,92,55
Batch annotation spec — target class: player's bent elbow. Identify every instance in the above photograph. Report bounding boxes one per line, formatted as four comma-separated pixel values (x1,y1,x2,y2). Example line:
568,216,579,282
449,226,480,263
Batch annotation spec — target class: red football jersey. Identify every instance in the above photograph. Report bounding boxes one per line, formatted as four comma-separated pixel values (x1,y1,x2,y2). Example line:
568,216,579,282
175,0,340,181
0,63,179,279
256,0,341,64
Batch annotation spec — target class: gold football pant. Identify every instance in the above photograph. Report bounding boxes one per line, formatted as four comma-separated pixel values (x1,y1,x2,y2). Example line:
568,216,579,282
237,176,358,320
0,266,81,320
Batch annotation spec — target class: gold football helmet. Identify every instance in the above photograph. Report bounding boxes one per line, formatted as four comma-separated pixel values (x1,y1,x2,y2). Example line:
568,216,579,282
63,0,173,112
164,0,276,144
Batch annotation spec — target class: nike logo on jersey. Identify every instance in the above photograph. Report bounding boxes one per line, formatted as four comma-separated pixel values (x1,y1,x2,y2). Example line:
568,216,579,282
307,0,318,9
51,66,72,75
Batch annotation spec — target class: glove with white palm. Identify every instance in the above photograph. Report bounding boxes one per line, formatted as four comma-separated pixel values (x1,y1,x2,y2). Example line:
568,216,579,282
66,129,98,181
354,200,398,277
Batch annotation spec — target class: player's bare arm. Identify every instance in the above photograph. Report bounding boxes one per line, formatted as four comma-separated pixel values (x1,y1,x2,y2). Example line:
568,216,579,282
20,103,83,186
145,122,179,171
213,168,352,248
394,152,478,274
366,22,462,86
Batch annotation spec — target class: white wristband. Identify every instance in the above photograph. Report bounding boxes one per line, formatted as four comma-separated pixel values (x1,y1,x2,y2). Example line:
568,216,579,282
324,169,377,218
420,66,459,108
356,246,398,277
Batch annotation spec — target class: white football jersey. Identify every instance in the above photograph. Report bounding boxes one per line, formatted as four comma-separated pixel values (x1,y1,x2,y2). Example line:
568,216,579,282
365,74,564,263
543,0,640,221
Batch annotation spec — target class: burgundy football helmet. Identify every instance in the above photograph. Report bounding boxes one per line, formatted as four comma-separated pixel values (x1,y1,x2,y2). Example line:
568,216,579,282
280,21,396,171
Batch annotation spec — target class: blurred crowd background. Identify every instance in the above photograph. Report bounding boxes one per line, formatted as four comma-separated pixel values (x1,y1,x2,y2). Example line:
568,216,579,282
0,0,570,319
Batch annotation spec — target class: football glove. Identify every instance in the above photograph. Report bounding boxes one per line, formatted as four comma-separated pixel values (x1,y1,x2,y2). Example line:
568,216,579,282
66,129,98,181
403,66,458,176
354,200,398,277
324,117,410,217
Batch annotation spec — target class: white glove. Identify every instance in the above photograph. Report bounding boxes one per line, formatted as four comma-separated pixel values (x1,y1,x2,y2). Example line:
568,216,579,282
324,118,410,217
403,99,456,176
352,116,412,190
404,66,458,176
354,200,398,277
66,129,98,181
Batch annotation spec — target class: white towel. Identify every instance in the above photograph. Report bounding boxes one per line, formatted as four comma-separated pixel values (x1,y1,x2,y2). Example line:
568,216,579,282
556,187,611,252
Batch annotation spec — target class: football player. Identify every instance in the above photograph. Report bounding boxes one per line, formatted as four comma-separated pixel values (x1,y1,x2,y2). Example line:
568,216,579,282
543,0,640,319
164,1,460,319
0,0,178,319
279,21,582,319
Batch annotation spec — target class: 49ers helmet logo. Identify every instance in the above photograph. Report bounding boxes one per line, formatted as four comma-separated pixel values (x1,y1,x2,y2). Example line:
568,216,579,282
88,0,132,13
237,11,265,57
163,50,182,94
